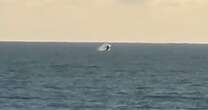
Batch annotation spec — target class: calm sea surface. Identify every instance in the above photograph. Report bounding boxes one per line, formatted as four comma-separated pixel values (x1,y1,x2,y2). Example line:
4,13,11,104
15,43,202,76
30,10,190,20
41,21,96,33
0,42,208,110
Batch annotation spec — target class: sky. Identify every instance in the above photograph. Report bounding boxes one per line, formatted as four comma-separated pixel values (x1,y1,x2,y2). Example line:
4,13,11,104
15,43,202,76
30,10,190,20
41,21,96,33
0,0,208,43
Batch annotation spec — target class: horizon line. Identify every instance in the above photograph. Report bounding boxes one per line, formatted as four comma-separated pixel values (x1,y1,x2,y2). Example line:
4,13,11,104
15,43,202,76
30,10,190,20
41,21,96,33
1,40,208,44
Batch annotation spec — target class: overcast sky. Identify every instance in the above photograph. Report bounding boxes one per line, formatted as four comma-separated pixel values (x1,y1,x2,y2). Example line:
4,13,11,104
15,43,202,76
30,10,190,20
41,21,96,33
0,0,208,43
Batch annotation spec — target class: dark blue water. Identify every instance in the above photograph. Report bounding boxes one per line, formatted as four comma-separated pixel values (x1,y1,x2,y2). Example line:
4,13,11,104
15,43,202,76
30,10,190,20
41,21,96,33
0,42,208,110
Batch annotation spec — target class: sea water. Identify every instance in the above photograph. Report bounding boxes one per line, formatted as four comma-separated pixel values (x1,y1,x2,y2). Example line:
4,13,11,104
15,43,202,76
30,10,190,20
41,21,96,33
0,42,208,110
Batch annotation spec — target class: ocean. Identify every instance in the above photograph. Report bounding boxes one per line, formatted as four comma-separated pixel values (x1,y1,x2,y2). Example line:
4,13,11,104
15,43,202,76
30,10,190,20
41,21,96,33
0,42,208,110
